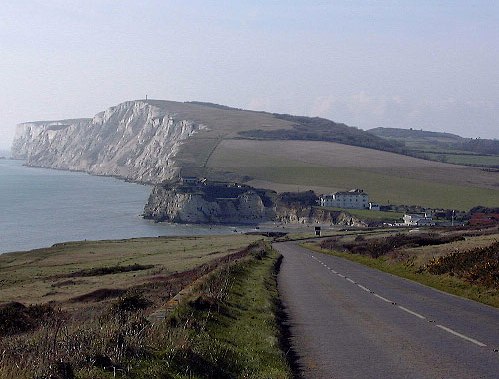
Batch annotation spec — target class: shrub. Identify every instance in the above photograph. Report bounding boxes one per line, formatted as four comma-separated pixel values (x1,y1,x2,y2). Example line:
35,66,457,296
425,242,499,288
0,302,55,337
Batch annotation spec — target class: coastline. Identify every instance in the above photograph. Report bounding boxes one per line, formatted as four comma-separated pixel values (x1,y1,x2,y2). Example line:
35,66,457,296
0,161,255,254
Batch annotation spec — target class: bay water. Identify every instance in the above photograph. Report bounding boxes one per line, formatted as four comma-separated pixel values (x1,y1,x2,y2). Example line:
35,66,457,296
0,160,245,254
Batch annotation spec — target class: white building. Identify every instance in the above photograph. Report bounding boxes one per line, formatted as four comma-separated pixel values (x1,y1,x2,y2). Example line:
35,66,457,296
403,213,435,226
320,189,369,209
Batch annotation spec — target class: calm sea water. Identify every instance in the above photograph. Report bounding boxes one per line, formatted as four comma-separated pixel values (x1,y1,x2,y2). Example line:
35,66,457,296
0,160,246,254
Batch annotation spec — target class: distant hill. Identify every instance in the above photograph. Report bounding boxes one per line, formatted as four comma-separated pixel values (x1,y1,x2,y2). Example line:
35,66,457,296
368,127,499,168
187,102,404,153
239,114,405,154
10,99,499,210
368,127,463,142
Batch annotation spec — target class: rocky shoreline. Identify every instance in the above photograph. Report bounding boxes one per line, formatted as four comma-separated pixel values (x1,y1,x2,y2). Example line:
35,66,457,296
144,179,366,227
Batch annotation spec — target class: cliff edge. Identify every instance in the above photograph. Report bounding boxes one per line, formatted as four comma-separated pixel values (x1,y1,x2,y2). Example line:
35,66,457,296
144,180,366,226
11,101,206,183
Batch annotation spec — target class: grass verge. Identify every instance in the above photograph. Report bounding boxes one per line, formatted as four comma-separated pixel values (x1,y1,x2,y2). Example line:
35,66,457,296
302,242,499,308
132,242,294,378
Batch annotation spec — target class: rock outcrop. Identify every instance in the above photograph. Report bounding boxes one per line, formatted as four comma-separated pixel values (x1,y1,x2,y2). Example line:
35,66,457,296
11,101,206,183
144,181,275,224
144,181,366,226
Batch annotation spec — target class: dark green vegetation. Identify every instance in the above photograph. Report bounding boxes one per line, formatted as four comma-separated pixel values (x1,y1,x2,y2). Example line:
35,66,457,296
239,113,404,153
0,303,54,337
66,264,155,278
306,227,499,307
0,238,292,378
369,127,499,168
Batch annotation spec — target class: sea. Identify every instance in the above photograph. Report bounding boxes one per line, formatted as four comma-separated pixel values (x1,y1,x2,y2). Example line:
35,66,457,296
0,159,248,254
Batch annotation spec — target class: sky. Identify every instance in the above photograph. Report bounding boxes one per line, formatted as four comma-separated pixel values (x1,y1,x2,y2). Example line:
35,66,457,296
1,0,498,150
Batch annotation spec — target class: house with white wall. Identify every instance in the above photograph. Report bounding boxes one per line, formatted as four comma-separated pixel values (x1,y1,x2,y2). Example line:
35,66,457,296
403,213,435,226
320,189,369,209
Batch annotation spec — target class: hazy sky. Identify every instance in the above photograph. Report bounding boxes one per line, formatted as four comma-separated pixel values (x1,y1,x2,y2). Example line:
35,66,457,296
1,0,498,149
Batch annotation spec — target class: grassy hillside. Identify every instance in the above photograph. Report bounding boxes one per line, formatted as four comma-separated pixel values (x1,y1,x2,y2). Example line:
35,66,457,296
205,139,499,210
369,127,499,168
239,113,404,153
0,235,261,306
156,102,497,211
171,101,403,171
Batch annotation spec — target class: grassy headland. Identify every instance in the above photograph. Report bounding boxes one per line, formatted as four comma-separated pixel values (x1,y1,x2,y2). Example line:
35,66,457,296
0,235,261,306
0,236,293,378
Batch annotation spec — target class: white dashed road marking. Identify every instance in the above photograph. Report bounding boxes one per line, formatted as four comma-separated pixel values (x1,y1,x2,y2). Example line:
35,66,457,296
398,305,426,320
310,254,488,349
436,324,487,347
373,293,393,303
357,284,371,292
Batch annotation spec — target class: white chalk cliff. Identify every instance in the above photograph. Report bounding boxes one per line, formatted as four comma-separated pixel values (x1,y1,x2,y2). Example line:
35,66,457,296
11,101,206,183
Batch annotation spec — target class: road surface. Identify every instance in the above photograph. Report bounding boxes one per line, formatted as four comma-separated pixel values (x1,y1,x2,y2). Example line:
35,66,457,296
275,242,499,379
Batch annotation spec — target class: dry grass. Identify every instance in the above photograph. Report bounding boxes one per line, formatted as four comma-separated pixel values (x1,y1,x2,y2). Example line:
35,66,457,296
398,233,499,267
0,235,261,306
209,139,455,168
0,240,292,379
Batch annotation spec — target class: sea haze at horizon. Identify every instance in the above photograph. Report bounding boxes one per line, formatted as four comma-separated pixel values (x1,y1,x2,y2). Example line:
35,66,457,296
0,160,244,254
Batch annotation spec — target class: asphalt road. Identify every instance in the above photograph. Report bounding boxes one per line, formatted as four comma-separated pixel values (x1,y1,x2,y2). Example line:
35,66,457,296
275,242,499,379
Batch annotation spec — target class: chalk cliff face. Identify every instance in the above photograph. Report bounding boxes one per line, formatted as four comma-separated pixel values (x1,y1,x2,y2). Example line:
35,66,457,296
144,182,366,226
11,101,206,183
144,184,274,224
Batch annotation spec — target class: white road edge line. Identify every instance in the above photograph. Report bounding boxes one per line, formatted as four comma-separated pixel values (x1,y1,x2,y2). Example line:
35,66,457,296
397,305,426,320
346,278,355,284
337,274,345,278
436,324,487,347
373,294,393,303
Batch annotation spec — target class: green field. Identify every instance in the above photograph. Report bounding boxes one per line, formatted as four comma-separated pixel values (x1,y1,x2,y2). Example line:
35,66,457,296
205,139,499,210
423,153,499,166
228,166,499,210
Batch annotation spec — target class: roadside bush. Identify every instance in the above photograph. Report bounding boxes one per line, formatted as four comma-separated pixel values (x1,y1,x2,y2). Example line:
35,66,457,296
425,242,499,288
321,233,465,258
